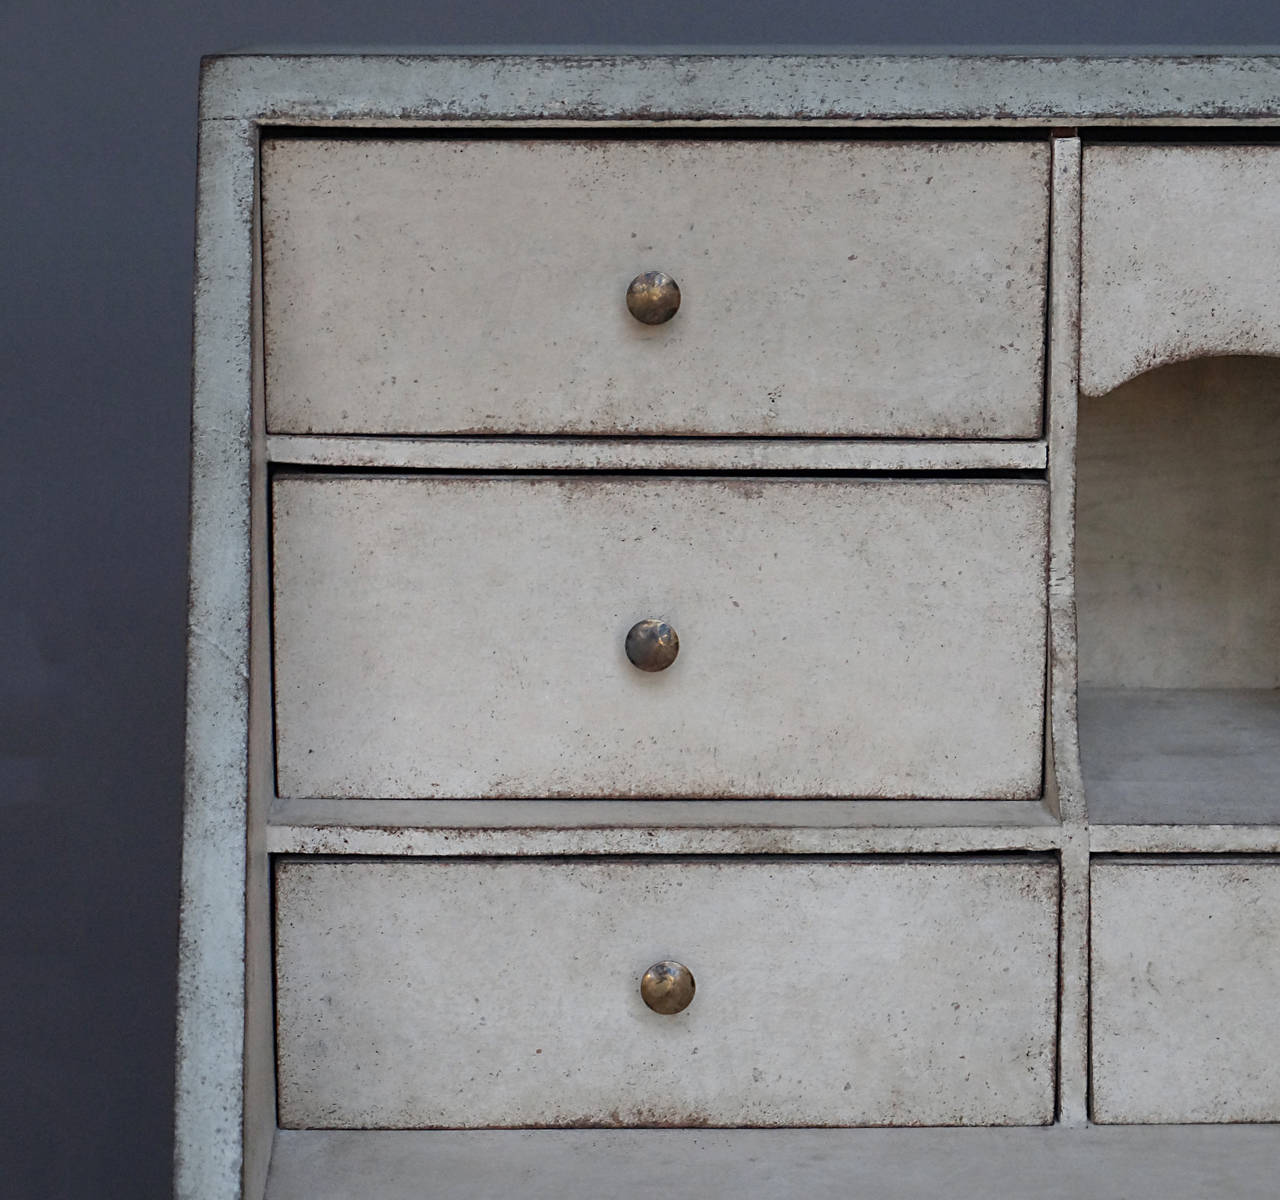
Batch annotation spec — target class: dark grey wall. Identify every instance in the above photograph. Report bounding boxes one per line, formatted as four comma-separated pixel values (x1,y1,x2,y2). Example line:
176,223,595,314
3,2,1276,1196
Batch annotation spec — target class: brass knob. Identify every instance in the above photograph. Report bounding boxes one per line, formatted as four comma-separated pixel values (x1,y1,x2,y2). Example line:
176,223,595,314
625,619,679,672
626,271,681,325
641,961,696,1015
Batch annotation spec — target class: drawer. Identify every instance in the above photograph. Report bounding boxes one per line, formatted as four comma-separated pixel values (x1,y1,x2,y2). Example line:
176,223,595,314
1091,859,1280,1123
274,856,1059,1128
262,137,1049,438
271,475,1048,800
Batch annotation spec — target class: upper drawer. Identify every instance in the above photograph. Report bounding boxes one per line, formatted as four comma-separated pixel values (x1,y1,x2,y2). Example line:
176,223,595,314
262,137,1049,438
272,475,1048,800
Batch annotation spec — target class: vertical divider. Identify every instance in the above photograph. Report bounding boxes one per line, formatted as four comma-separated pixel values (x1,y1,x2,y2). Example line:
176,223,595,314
1046,133,1090,1127
244,119,277,1200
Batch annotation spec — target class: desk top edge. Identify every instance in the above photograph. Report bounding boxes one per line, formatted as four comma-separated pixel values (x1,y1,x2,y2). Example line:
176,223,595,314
198,52,1280,124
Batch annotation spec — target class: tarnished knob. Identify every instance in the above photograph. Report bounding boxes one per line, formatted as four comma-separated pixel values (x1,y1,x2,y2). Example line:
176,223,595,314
641,961,696,1015
626,271,681,325
625,619,679,672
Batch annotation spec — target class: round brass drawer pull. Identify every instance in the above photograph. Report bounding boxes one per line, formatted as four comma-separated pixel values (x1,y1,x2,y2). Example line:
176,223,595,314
641,960,696,1015
625,619,679,672
626,271,681,325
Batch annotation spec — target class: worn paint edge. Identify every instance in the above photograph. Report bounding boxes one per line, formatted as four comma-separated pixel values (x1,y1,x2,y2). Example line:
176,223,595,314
1045,135,1084,827
264,823,1065,856
200,54,1280,124
1078,146,1280,397
268,795,1061,829
1089,825,1280,853
175,117,257,1200
242,133,275,1200
1058,834,1090,1126
265,434,1048,472
1043,136,1089,1129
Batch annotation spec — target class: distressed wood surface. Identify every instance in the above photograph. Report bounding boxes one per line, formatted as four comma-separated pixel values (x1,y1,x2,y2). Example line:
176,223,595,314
176,117,256,1200
265,434,1049,473
1090,824,1280,853
180,53,1280,1200
1076,358,1280,690
1080,688,1280,825
262,138,1048,438
265,794,1063,856
274,857,1059,1128
1081,147,1280,397
1092,859,1280,1123
272,476,1048,800
201,52,1280,126
1044,137,1088,1127
264,1125,1280,1200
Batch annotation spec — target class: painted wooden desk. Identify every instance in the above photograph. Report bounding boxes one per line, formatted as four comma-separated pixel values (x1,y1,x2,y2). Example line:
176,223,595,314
179,51,1280,1199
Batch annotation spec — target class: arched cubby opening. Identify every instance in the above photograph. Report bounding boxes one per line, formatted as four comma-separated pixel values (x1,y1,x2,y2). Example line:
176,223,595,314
1077,355,1280,823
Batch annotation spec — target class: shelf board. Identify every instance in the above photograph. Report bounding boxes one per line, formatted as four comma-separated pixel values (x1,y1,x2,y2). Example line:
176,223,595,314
1080,687,1280,825
267,434,1047,474
1089,825,1280,853
266,1126,1280,1200
266,796,1061,856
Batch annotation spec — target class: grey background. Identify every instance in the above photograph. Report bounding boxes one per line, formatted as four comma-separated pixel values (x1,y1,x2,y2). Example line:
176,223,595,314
3,3,1277,1196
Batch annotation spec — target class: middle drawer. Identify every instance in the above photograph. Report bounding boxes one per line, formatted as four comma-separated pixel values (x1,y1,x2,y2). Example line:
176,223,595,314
272,475,1048,800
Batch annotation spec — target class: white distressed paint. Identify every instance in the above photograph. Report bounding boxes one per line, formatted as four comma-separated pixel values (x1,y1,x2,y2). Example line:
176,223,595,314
1090,825,1280,854
266,434,1049,473
1045,138,1088,1128
265,795,1063,856
262,138,1047,438
266,795,1061,831
200,52,1280,126
1077,358,1280,690
177,50,1280,1200
1044,136,1084,826
274,857,1059,1128
176,117,257,1200
1076,358,1280,829
264,822,1063,856
1091,859,1280,1123
1079,688,1280,825
242,184,275,1200
1081,146,1280,397
272,476,1048,800
264,1125,1280,1200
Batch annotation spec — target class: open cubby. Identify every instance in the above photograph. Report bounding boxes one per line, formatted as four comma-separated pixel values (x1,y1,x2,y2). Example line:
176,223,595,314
1077,356,1280,824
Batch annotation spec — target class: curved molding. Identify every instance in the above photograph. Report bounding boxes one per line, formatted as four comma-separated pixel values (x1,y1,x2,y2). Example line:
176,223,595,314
1081,144,1280,397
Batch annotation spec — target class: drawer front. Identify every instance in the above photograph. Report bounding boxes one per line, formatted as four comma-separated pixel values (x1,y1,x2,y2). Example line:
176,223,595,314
1091,859,1280,1123
275,857,1059,1128
262,138,1048,438
272,476,1048,800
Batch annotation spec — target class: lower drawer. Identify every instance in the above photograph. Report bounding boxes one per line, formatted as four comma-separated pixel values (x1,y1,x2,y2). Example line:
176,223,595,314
274,856,1059,1129
1091,858,1280,1123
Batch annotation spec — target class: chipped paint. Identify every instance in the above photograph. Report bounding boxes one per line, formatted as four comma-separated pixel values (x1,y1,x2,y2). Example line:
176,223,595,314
201,53,1280,126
